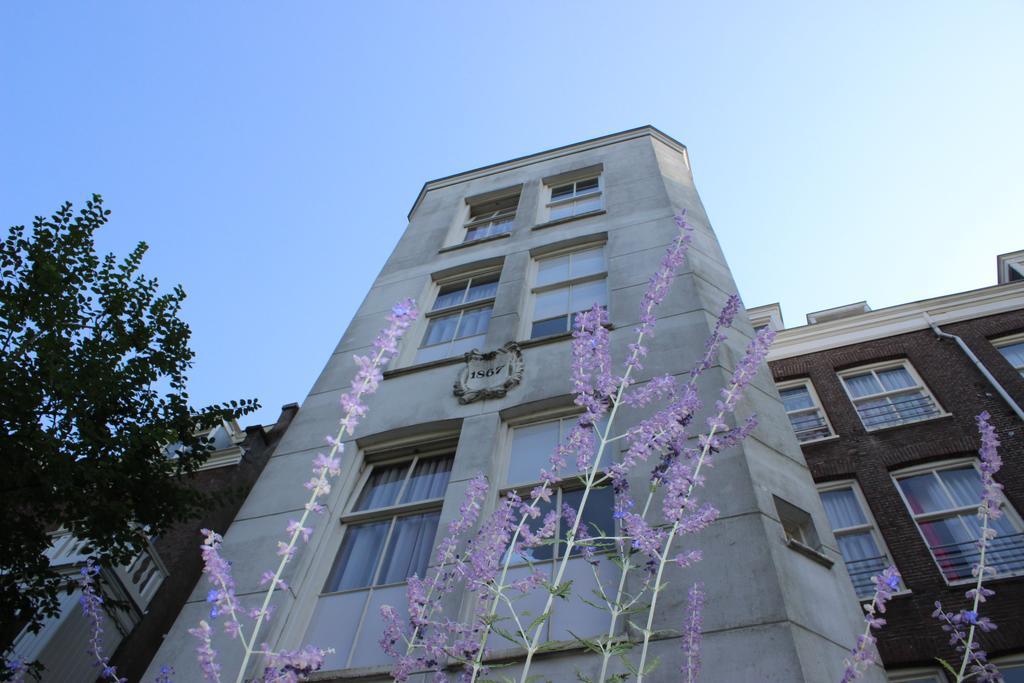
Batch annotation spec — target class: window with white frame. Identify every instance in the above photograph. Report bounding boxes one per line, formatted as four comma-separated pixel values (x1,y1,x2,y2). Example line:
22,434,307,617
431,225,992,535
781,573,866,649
991,655,1024,682
500,415,616,642
547,175,603,221
894,460,1024,583
307,449,453,669
839,361,943,430
777,379,834,443
818,482,898,599
464,193,519,243
993,333,1024,378
886,669,946,683
416,271,499,364
529,245,607,339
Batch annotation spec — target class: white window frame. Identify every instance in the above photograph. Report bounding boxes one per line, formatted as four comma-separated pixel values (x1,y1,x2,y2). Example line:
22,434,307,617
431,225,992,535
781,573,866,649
414,268,500,364
993,332,1024,378
776,378,836,443
315,446,453,669
524,242,608,340
817,480,901,600
886,667,947,682
990,653,1024,680
498,411,616,642
892,457,1024,586
463,192,520,243
545,174,603,221
838,360,946,431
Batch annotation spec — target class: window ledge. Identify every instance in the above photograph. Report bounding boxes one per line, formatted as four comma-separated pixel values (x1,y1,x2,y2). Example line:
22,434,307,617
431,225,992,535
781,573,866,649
438,232,511,254
517,324,615,350
946,570,1024,587
786,538,834,568
798,434,841,447
531,209,606,232
860,589,912,602
862,412,954,434
383,354,466,379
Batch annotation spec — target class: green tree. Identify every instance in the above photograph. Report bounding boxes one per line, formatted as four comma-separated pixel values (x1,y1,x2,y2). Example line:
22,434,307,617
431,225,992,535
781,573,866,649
0,195,258,654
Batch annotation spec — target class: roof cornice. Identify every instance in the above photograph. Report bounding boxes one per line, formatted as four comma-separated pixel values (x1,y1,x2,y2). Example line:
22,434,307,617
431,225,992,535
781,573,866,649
407,125,688,219
768,282,1024,361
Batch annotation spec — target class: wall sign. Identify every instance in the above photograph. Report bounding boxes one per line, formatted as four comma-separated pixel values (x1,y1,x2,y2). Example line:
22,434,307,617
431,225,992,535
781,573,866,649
453,342,524,404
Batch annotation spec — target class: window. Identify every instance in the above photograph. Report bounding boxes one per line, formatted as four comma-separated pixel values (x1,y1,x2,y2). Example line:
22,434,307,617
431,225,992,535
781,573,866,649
777,379,834,442
416,271,499,363
839,361,943,430
894,461,1024,583
994,334,1024,378
529,245,607,339
547,176,603,221
773,496,820,550
991,655,1024,682
886,670,946,683
309,450,453,669
464,193,519,243
500,415,616,642
818,482,898,599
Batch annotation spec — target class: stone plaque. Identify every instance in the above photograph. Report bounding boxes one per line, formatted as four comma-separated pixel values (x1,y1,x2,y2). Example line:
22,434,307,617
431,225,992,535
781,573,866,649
453,342,524,404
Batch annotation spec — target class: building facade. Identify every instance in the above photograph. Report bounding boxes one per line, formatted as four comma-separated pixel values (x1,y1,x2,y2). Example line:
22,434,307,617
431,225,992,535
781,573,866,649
8,405,298,682
146,126,877,682
753,249,1024,682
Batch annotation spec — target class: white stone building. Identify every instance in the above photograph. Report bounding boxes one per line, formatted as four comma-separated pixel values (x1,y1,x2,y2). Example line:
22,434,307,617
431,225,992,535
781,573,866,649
146,126,876,682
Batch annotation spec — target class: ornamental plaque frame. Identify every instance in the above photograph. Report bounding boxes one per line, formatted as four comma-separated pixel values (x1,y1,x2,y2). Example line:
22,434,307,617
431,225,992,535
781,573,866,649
453,342,524,404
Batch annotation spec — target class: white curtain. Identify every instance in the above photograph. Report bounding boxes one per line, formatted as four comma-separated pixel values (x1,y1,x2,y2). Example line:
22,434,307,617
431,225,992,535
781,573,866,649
844,373,881,398
897,473,947,515
377,512,440,584
325,519,390,591
837,531,880,561
401,456,452,504
938,467,982,508
356,463,407,511
820,489,866,530
877,367,914,391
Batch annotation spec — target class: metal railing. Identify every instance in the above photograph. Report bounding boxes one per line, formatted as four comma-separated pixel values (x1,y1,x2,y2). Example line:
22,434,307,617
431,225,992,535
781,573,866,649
790,412,832,442
855,393,941,429
930,532,1024,582
844,554,891,598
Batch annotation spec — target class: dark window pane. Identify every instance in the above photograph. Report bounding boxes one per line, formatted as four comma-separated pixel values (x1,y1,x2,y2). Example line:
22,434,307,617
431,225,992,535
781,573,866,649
324,520,390,591
575,177,599,193
354,463,409,511
551,183,574,199
531,316,569,339
561,486,615,557
400,456,453,504
508,498,556,564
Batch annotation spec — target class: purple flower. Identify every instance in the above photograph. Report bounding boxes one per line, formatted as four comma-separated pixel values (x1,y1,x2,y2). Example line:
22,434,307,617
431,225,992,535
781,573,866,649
680,582,705,682
841,566,901,682
187,620,221,682
76,558,128,683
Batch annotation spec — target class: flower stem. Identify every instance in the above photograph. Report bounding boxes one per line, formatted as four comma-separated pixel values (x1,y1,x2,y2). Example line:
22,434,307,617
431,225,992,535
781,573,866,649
234,344,389,683
955,512,991,682
634,423,718,683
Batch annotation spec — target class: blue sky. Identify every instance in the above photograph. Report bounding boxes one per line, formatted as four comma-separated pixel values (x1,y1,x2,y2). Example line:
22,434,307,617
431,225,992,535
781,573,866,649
2,2,1022,425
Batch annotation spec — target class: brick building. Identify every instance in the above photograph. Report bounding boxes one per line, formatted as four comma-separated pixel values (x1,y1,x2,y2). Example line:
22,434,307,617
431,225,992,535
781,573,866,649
752,249,1024,682
7,404,298,682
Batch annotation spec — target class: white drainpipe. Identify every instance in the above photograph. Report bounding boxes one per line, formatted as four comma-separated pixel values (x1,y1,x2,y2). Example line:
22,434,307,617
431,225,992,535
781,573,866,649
923,312,1024,422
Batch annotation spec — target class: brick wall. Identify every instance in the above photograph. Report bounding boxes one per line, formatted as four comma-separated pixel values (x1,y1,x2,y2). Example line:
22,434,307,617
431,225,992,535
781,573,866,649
770,310,1024,669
